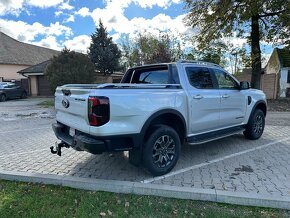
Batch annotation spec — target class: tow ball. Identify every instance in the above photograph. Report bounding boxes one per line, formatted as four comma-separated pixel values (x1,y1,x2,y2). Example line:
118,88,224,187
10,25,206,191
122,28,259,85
50,142,70,156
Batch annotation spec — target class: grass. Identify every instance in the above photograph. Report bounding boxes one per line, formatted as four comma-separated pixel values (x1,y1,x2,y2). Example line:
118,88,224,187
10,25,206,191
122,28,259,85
0,180,289,218
37,99,54,108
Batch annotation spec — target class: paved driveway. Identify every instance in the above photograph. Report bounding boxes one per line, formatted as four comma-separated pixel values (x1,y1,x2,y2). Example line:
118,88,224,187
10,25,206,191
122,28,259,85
0,98,290,204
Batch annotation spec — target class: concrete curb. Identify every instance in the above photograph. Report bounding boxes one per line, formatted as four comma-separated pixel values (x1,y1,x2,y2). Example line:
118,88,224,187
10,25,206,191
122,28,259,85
1,170,290,210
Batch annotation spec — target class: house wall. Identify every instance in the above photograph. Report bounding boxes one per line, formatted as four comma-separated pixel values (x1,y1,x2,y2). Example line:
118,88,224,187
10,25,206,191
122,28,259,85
0,64,30,80
30,75,38,96
279,68,290,97
265,49,280,75
235,73,278,99
260,74,278,99
235,74,251,83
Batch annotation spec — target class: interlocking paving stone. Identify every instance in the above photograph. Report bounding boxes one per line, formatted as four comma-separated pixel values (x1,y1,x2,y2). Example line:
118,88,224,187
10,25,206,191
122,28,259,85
1,99,290,199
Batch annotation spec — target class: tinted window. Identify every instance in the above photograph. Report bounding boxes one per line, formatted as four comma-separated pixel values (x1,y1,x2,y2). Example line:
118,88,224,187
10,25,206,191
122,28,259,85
186,67,213,89
131,67,169,84
213,69,239,89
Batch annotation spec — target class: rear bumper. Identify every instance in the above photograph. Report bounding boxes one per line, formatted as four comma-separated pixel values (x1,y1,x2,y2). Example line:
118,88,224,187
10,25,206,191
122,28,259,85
52,122,142,154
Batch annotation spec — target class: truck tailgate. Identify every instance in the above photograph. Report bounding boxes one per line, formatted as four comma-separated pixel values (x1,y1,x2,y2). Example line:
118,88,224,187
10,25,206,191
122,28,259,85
55,87,91,133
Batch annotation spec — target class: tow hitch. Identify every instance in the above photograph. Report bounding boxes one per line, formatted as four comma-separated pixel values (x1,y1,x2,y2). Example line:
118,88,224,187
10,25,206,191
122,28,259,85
50,142,70,156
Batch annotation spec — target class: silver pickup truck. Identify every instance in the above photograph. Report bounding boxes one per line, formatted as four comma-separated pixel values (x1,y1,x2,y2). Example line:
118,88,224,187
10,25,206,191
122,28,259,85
51,60,267,176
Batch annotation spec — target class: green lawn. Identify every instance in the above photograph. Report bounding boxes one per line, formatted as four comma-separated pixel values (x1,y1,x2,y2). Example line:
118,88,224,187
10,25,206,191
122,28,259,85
37,99,54,108
0,180,289,218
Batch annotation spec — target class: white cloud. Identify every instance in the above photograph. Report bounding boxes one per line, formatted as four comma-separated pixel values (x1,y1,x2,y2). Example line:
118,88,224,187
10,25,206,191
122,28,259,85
0,0,67,16
90,3,192,42
0,0,24,16
26,0,64,8
64,14,75,23
75,7,90,17
58,1,74,10
63,35,91,53
33,35,61,50
0,19,72,43
55,10,63,16
103,0,181,9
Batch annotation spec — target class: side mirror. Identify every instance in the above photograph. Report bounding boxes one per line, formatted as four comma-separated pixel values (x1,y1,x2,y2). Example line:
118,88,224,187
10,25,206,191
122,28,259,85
240,81,250,90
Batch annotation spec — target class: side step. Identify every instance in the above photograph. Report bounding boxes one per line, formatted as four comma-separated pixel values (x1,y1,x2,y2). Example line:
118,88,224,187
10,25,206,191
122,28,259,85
187,126,245,145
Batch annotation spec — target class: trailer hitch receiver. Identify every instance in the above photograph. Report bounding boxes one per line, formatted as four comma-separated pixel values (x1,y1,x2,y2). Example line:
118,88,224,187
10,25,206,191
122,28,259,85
50,142,70,156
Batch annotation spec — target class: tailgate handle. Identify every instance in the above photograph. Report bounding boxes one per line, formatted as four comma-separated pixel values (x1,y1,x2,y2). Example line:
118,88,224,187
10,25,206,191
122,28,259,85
62,89,71,96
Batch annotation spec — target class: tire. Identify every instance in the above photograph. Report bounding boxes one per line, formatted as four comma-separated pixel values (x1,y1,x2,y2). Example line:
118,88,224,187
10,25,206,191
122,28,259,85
21,91,27,99
143,125,181,176
0,94,6,102
243,109,265,140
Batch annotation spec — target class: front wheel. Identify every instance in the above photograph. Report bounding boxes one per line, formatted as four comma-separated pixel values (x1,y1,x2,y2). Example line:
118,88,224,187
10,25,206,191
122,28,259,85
143,125,180,176
0,94,6,102
244,109,265,140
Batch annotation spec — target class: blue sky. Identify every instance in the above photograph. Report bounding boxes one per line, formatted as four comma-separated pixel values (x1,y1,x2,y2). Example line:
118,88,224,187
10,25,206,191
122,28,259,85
0,0,190,53
0,0,275,69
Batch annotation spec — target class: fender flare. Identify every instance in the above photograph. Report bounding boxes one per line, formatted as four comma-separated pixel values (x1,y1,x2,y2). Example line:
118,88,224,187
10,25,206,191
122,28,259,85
140,109,187,138
248,100,267,121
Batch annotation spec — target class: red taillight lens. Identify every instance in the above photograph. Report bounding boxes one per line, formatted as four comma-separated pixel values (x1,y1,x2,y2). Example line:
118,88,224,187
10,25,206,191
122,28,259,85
88,96,110,126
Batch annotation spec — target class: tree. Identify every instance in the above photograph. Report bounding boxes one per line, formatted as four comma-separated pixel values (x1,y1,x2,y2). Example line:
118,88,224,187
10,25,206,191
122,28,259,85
89,20,121,74
45,48,95,92
196,41,228,66
184,0,289,88
121,32,184,67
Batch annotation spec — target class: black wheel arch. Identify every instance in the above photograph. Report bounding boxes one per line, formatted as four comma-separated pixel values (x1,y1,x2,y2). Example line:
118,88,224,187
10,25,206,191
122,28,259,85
250,100,267,119
140,109,187,146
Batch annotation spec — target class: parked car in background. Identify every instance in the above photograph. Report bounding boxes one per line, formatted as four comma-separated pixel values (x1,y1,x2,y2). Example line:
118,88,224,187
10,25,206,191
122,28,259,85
0,82,27,102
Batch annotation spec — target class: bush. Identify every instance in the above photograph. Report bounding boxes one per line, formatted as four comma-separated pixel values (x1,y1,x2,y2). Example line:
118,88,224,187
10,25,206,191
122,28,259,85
45,48,95,92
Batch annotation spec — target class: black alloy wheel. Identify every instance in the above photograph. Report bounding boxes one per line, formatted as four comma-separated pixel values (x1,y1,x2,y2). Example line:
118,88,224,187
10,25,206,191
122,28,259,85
143,125,181,176
244,109,265,140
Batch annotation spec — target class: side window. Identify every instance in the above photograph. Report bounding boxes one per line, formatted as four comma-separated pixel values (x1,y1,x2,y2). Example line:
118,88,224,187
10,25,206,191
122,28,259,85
213,69,239,89
186,67,214,89
131,67,169,84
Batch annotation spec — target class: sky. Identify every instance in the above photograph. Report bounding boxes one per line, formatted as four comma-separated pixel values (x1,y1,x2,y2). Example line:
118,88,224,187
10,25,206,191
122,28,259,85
0,0,276,68
0,0,191,52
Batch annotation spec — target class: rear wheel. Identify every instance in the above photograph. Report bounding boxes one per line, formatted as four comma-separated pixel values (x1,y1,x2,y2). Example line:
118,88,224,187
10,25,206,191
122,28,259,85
0,94,6,102
143,125,180,176
244,109,265,140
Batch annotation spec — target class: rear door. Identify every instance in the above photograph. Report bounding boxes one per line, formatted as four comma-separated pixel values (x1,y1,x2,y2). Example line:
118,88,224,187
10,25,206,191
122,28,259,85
4,84,17,98
185,66,221,134
211,68,247,127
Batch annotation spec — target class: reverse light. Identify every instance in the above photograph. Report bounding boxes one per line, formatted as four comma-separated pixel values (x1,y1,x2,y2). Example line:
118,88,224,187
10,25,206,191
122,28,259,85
88,96,110,126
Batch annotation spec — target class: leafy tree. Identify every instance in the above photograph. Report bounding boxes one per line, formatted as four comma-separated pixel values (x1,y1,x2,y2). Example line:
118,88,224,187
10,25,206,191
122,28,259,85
184,0,290,88
89,20,121,74
230,46,251,74
45,48,95,91
196,41,228,66
121,32,184,67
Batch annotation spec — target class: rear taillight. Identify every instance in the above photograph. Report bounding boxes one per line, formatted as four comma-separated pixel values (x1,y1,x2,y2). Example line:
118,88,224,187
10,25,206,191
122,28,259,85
88,96,110,126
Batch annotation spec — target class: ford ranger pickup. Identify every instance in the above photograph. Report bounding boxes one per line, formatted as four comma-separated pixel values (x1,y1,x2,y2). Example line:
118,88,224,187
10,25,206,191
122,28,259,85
51,60,267,176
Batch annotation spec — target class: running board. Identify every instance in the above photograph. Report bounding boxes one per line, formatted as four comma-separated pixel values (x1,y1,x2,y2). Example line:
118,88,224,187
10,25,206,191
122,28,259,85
187,126,245,145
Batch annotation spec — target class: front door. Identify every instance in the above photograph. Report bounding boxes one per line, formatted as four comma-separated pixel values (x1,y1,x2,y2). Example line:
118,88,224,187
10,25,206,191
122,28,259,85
211,68,247,127
185,66,221,134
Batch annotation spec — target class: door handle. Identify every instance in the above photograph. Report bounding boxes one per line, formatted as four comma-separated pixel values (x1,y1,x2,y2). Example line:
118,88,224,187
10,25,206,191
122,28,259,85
193,95,203,100
222,94,230,98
